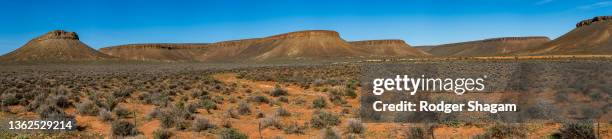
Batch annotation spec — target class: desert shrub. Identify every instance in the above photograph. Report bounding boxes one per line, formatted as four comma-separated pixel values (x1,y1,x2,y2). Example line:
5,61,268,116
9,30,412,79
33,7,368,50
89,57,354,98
271,85,288,97
278,96,289,103
200,99,217,113
193,117,215,132
53,95,71,108
283,122,306,135
313,96,327,109
1,93,19,106
328,90,346,105
146,107,161,120
153,129,173,139
175,119,190,131
114,106,132,119
321,128,341,139
99,109,113,121
186,103,199,114
237,102,251,115
558,122,596,139
76,101,99,116
225,108,239,119
111,120,140,136
219,128,248,139
275,107,291,117
345,89,357,99
474,124,526,139
159,110,175,128
113,87,134,98
346,119,364,134
260,116,283,129
408,127,426,139
25,94,46,111
311,111,341,128
256,111,265,118
103,95,119,111
248,95,270,104
38,105,71,119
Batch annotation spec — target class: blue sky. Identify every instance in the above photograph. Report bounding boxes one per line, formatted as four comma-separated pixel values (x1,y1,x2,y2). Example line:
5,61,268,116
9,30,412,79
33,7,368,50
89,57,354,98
0,0,611,55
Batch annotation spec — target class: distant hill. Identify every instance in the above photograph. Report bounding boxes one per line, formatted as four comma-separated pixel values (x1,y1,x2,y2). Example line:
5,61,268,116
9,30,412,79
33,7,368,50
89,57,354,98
518,16,612,55
424,37,550,57
101,30,427,62
0,30,111,62
349,39,429,57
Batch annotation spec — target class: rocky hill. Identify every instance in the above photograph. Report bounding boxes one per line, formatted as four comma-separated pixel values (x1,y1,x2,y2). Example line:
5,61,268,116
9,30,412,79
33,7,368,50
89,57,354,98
519,16,612,55
425,37,550,56
0,30,111,62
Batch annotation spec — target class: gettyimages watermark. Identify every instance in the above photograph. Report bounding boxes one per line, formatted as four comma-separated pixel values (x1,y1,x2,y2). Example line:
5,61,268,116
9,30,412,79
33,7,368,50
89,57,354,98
360,61,611,123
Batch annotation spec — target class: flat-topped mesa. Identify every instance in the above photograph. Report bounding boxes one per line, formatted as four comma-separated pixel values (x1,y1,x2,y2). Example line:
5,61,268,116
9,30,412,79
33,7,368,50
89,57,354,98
444,36,550,46
480,36,551,43
262,30,341,40
350,39,410,46
101,43,209,51
576,16,612,28
205,38,259,47
35,30,79,41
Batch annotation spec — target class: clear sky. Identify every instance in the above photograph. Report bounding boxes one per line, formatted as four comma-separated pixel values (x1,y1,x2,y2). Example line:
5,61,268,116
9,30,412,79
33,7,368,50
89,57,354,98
1,0,611,55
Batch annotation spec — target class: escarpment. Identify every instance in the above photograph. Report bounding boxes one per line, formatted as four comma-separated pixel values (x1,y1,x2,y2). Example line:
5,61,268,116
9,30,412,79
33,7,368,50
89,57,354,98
576,16,612,28
519,16,612,55
349,40,429,56
425,36,550,56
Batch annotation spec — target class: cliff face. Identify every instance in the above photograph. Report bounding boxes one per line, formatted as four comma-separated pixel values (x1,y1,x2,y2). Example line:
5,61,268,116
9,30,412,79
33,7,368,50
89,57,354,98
576,16,612,28
520,16,612,55
349,40,430,56
426,36,550,56
0,30,111,62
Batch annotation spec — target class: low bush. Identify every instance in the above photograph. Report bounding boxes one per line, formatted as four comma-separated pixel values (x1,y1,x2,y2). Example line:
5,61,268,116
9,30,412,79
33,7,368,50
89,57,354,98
153,129,173,139
558,122,596,139
346,119,364,134
54,95,72,108
271,85,288,97
321,128,341,139
99,109,113,121
76,101,99,116
200,99,217,113
114,106,132,119
311,111,340,129
111,120,140,136
408,127,426,139
248,95,270,104
193,117,215,132
1,93,19,106
283,122,306,135
474,124,526,139
219,128,248,139
237,102,251,115
260,116,283,129
275,107,291,117
313,96,327,109
38,105,71,119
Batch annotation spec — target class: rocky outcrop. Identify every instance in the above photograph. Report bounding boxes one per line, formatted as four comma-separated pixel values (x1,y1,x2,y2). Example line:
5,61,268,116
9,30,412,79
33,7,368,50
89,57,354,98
34,30,80,41
0,30,111,62
576,16,612,28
